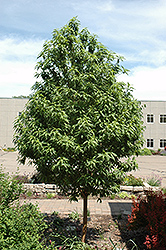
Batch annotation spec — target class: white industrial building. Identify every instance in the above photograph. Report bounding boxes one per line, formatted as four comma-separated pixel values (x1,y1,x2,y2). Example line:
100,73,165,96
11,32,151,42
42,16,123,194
0,98,166,150
141,100,166,150
0,98,28,148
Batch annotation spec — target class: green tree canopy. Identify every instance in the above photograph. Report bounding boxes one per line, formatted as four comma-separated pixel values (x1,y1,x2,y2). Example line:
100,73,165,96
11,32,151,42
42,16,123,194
13,17,144,242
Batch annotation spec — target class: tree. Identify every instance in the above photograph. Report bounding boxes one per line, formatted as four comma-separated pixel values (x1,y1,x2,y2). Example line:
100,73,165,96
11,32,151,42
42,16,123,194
13,17,144,242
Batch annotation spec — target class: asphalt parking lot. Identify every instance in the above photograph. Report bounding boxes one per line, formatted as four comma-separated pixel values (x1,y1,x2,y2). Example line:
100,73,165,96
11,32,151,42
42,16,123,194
0,151,166,187
0,151,35,177
130,155,166,187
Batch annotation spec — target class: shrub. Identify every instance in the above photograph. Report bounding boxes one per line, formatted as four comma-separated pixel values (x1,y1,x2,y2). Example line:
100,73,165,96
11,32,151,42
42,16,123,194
30,172,44,183
128,190,166,249
150,149,156,154
122,174,144,186
0,203,47,249
138,148,152,156
150,149,161,155
0,168,49,250
147,174,162,187
13,174,30,184
0,168,23,207
118,191,133,199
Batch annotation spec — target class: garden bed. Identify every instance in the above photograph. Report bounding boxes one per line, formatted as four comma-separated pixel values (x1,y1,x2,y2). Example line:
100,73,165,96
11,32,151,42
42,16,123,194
43,211,147,250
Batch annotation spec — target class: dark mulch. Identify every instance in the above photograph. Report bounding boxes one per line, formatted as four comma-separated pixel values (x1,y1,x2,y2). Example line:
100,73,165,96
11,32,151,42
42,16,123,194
43,212,148,250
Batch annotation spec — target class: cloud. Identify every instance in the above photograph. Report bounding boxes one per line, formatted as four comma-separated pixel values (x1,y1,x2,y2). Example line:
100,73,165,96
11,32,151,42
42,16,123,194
0,38,44,61
94,1,114,12
91,0,166,56
118,66,166,100
0,60,35,97
0,0,166,100
138,50,166,66
0,38,44,97
71,0,114,13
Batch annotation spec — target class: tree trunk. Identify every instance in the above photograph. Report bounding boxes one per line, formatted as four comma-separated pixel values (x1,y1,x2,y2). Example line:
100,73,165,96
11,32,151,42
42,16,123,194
81,194,88,243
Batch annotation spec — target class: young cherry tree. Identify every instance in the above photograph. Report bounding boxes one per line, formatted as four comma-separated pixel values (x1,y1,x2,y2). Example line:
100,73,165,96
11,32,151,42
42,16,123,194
14,17,144,242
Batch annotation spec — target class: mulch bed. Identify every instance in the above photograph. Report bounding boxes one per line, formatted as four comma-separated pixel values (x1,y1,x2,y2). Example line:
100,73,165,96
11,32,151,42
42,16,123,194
19,193,148,249
43,212,148,250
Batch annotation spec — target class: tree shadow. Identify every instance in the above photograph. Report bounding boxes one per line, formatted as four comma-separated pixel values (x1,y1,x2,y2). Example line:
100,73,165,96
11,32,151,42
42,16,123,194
108,201,132,217
108,201,147,249
42,212,102,248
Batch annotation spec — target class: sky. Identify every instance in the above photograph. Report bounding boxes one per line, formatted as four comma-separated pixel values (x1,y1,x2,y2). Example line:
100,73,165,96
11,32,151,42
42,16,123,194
0,0,166,100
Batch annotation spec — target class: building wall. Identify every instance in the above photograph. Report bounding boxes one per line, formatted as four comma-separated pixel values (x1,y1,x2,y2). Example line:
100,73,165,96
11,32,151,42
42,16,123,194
0,98,28,148
142,101,166,150
0,98,166,150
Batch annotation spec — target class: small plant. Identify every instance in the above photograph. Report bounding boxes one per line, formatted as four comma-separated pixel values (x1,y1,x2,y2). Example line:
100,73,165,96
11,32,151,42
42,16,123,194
44,211,94,249
46,192,56,199
69,211,80,222
52,211,59,216
122,174,144,186
150,149,161,155
3,147,16,152
99,226,105,240
118,191,135,199
87,209,90,217
53,235,93,249
26,190,33,197
109,193,116,199
162,187,166,194
109,238,138,250
147,173,162,187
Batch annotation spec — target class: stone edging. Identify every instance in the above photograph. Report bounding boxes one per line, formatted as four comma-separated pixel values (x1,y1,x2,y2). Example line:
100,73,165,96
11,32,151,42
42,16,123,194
22,183,160,196
23,183,59,196
120,183,160,192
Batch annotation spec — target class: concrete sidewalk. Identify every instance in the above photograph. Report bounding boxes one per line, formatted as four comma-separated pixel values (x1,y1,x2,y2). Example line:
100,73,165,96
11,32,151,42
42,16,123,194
20,198,132,216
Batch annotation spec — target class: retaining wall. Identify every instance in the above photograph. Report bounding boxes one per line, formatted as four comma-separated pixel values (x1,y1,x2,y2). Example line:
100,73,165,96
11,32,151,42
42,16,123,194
23,183,160,196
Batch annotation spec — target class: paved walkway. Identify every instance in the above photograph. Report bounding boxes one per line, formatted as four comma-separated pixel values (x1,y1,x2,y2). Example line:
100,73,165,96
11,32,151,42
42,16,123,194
1,151,165,217
20,198,132,216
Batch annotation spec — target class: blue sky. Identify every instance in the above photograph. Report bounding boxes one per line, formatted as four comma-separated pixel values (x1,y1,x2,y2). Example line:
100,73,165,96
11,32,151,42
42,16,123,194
0,0,166,100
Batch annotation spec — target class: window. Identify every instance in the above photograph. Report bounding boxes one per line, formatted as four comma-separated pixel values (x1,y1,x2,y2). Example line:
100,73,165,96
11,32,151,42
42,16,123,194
160,139,166,148
160,114,166,123
147,114,154,123
147,139,154,148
